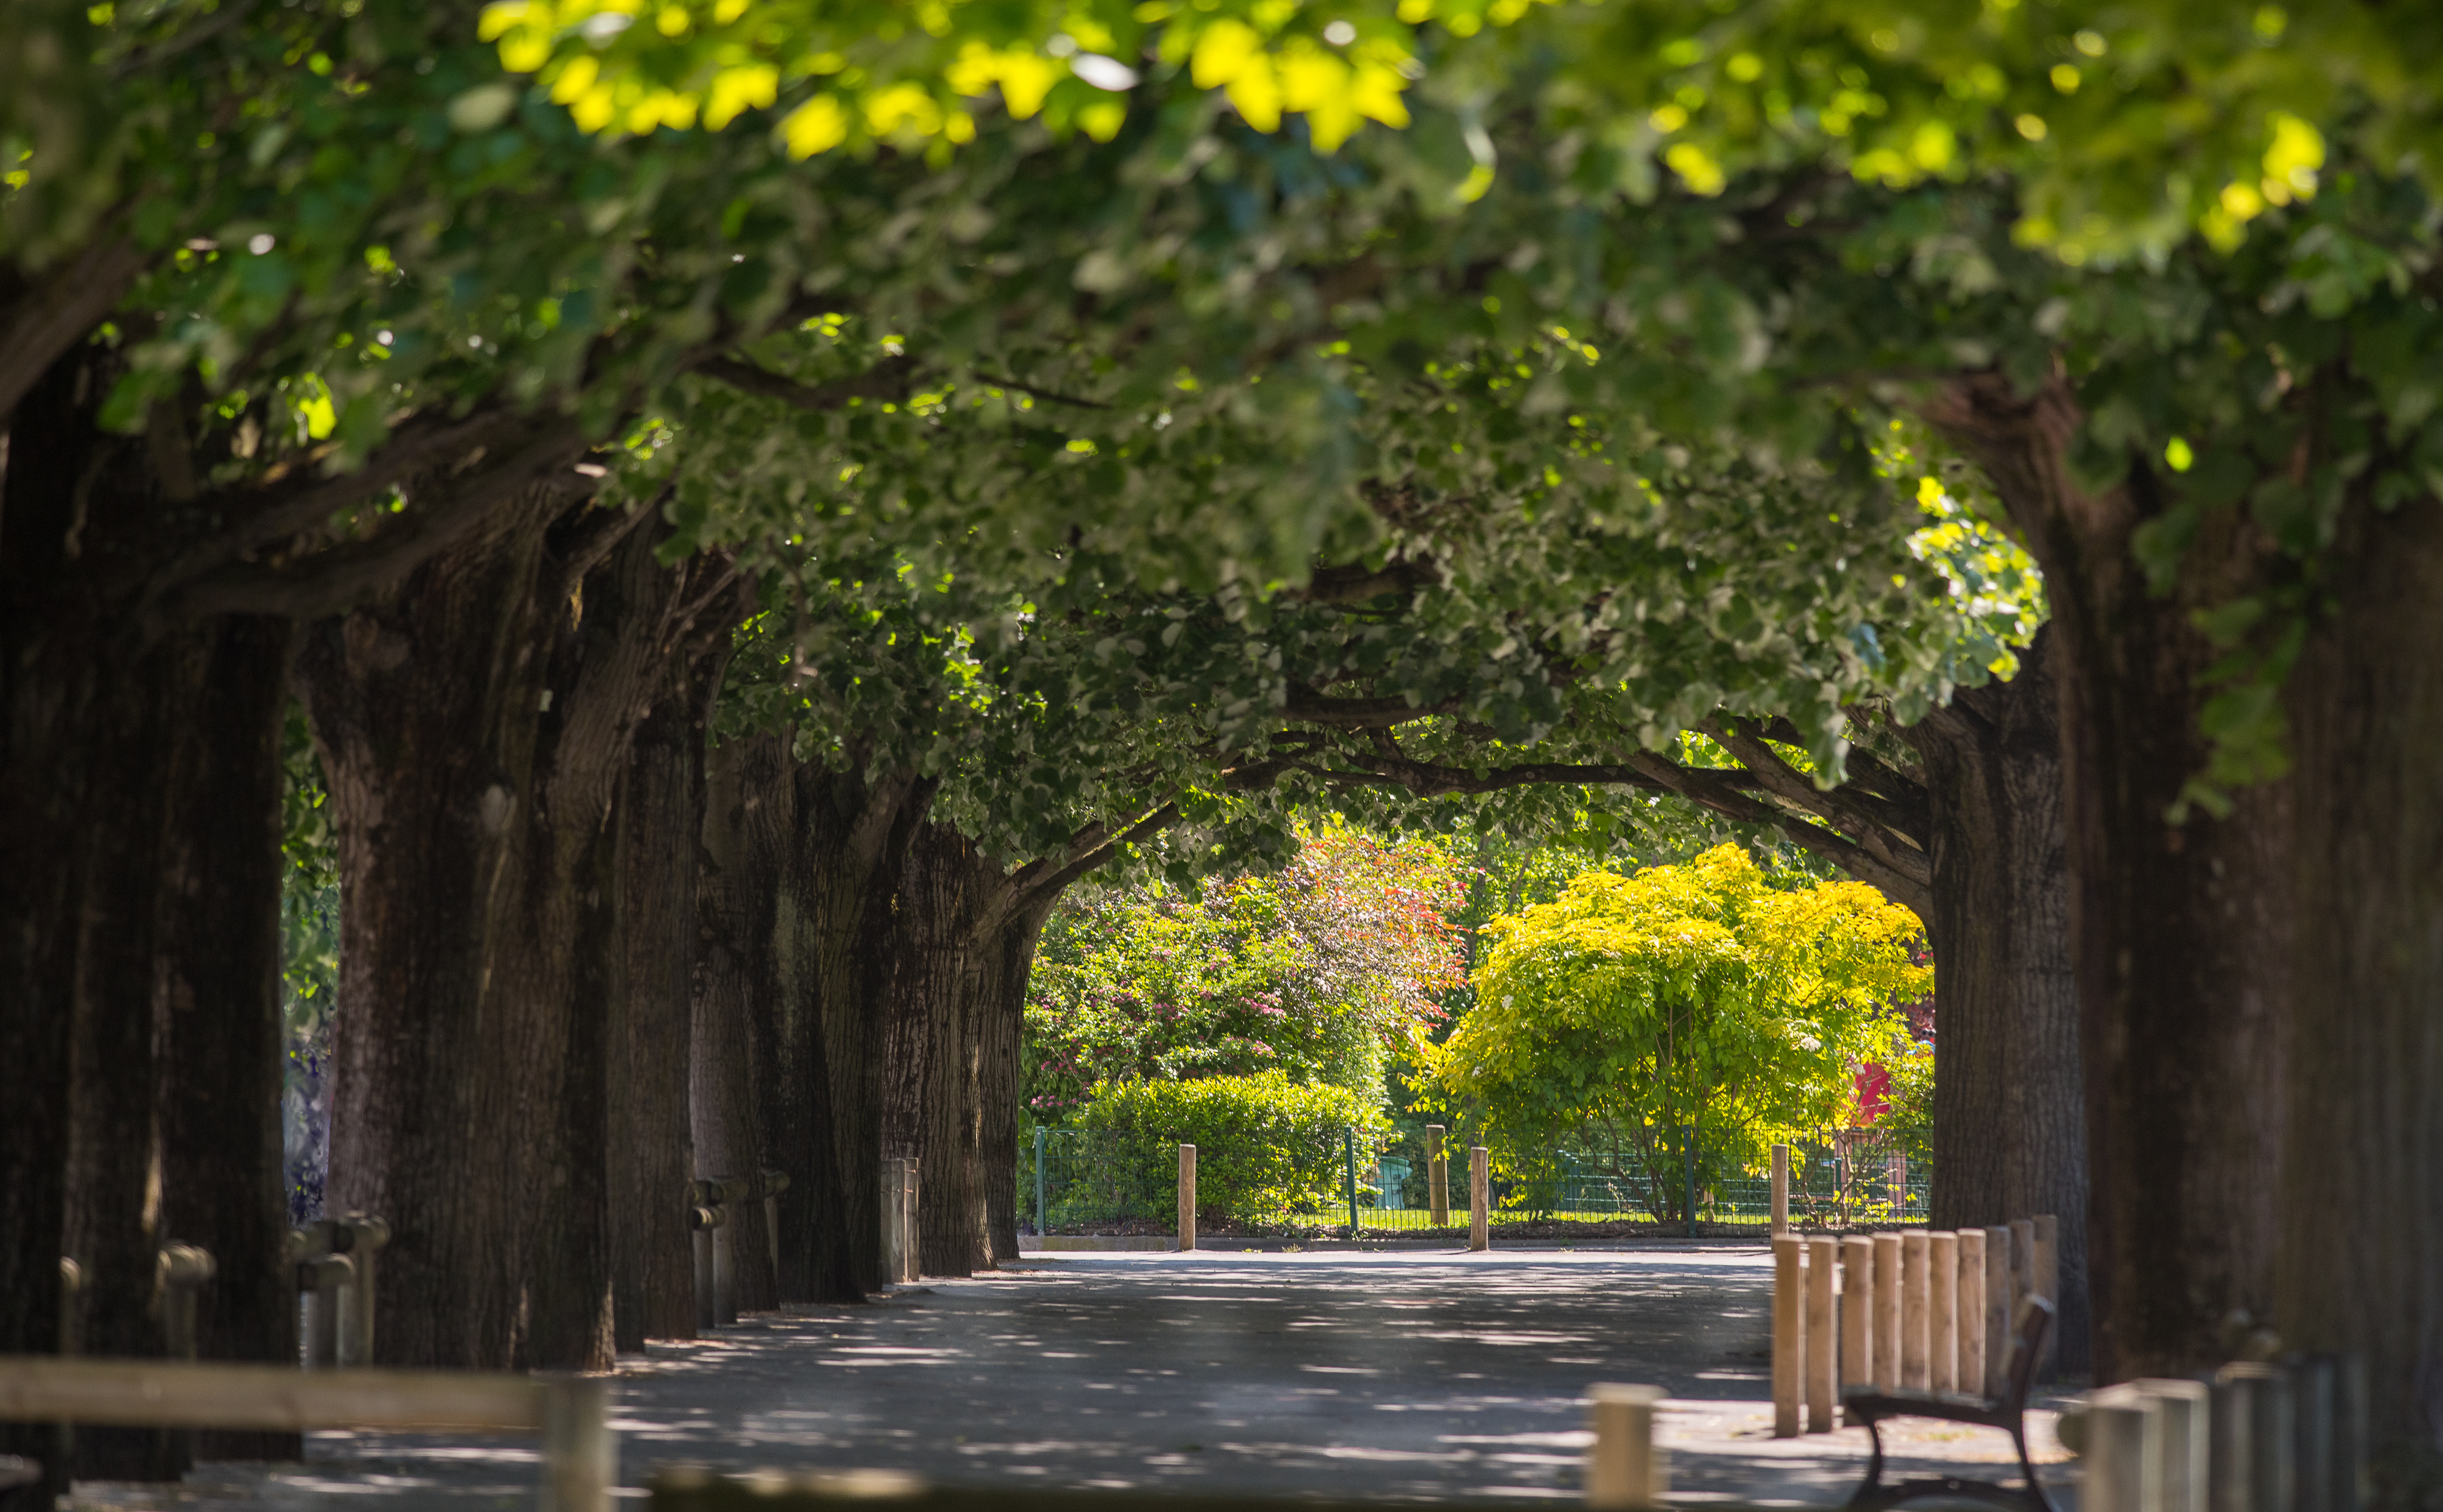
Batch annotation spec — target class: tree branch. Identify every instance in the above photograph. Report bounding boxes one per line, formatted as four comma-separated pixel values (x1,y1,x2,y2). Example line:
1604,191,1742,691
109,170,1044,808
0,234,148,423
697,354,917,412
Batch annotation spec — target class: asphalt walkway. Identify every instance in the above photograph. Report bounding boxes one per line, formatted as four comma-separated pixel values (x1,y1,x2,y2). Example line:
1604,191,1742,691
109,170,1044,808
85,1249,2078,1510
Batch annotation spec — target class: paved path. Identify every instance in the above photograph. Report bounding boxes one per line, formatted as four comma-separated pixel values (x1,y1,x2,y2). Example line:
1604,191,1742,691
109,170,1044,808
87,1249,2078,1510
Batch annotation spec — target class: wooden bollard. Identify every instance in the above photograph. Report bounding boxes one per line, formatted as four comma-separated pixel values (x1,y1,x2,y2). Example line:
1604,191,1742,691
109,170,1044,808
1769,1144,1789,1235
1929,1230,1958,1394
2032,1215,2059,1380
1426,1125,1450,1226
2135,1378,2211,1512
2009,1218,2036,1312
1585,1383,1667,1508
1771,1235,1803,1437
1871,1233,1902,1390
1956,1229,1987,1394
2212,1361,2295,1512
1982,1224,2012,1396
1900,1230,1931,1390
297,1254,354,1370
2086,1383,2163,1512
1177,1144,1197,1252
710,1177,741,1321
876,1160,903,1284
156,1245,216,1363
1840,1235,1874,1394
1468,1147,1490,1251
331,1215,388,1367
1804,1235,1837,1431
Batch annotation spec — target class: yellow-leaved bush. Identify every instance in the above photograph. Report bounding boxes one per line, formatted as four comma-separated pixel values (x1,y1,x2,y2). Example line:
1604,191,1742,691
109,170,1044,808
1423,844,1928,1215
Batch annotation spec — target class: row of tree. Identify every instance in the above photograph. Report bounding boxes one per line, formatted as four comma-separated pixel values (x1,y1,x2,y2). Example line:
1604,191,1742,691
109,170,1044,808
4,0,2439,1497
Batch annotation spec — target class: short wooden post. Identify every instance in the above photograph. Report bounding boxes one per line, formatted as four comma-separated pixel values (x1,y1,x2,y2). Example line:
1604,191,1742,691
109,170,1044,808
333,1215,388,1367
297,1254,354,1370
2032,1214,2059,1380
1468,1147,1490,1252
1585,1383,1666,1508
1871,1233,1902,1391
2212,1361,2295,1512
877,1160,902,1284
1982,1224,2012,1396
761,1171,788,1279
1770,1143,1790,1235
2009,1218,2036,1315
1928,1229,1958,1394
1840,1236,1874,1394
1426,1125,1450,1226
539,1375,616,1512
711,1177,739,1321
1177,1144,1197,1252
1804,1235,1837,1432
1899,1230,1930,1390
1771,1235,1803,1437
156,1245,214,1363
2086,1383,2164,1512
1955,1229,1987,1395
2135,1378,2211,1512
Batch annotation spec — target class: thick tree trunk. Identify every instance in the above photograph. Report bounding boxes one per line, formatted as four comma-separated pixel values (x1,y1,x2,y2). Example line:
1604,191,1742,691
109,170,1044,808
1928,374,2292,1383
610,644,734,1348
979,905,1052,1265
297,502,559,1370
2279,493,2443,1492
901,826,985,1279
780,763,933,1301
153,615,298,1459
1906,628,2089,1372
695,733,790,1314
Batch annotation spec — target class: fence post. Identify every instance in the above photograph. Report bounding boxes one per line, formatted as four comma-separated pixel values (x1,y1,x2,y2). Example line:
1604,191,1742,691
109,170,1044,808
1771,1235,1802,1438
712,1177,740,1321
1805,1234,1837,1433
1426,1125,1449,1226
1900,1230,1930,1390
1871,1232,1901,1390
1177,1144,1196,1252
1840,1235,1874,1395
1929,1230,1958,1393
1344,1129,1361,1239
1033,1127,1047,1240
335,1215,388,1367
1585,1383,1667,1509
1956,1229,1987,1395
1770,1144,1789,1235
1982,1224,2012,1397
690,1195,721,1331
156,1245,214,1363
1682,1125,1698,1240
297,1254,354,1370
1468,1147,1490,1252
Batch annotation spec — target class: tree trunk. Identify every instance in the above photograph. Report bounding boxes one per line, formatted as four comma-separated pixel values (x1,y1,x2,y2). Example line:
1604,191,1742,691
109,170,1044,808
610,639,734,1348
979,904,1052,1265
901,826,985,1279
779,761,934,1301
1906,627,2090,1372
695,733,790,1314
153,614,298,1459
297,501,560,1370
1928,374,2292,1383
2278,492,2443,1493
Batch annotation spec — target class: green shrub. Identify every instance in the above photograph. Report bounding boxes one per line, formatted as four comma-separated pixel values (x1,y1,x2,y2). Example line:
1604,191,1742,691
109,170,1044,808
1076,1072,1391,1223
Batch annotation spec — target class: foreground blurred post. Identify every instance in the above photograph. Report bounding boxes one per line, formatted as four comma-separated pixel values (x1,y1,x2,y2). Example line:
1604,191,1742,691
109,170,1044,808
1956,1229,1987,1394
1840,1235,1875,1394
1901,1230,1930,1390
1982,1225,2012,1396
1585,1383,1666,1509
1929,1230,1958,1394
1805,1235,1837,1431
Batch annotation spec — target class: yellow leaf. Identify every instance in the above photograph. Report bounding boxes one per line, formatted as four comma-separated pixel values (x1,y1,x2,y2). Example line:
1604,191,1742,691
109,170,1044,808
1191,18,1261,89
781,93,849,156
1226,54,1281,132
703,64,775,126
548,54,599,104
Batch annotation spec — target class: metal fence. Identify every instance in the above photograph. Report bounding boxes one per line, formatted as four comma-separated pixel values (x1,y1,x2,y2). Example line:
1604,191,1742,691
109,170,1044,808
1023,1127,1929,1237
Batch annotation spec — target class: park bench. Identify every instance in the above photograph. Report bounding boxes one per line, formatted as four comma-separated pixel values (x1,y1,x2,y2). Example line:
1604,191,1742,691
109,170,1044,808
1839,1295,2056,1512
0,1356,613,1512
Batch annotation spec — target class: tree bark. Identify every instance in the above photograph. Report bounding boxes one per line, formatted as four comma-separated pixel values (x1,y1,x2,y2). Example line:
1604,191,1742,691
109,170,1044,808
2278,491,2443,1492
611,631,737,1348
1927,373,2292,1383
1904,628,2089,1372
694,732,791,1314
153,614,298,1459
901,825,986,1279
979,903,1053,1265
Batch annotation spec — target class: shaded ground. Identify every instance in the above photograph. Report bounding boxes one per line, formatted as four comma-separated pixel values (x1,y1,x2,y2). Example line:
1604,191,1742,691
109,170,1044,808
76,1249,2078,1510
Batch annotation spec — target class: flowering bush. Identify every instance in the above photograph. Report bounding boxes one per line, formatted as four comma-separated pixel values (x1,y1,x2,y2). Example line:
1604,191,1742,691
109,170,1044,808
1024,826,1466,1117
